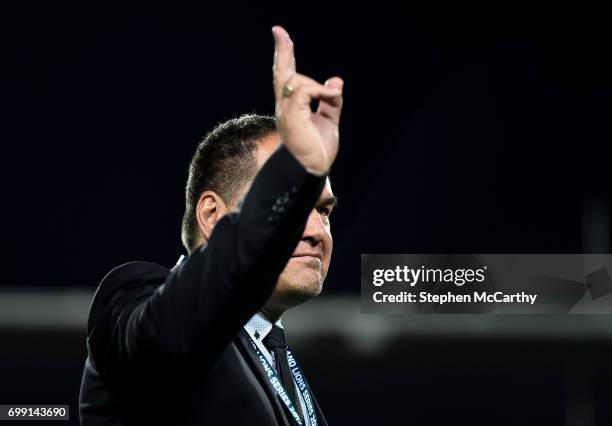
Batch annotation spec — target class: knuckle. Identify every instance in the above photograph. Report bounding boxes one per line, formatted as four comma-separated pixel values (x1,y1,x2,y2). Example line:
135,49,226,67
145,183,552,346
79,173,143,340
292,84,307,97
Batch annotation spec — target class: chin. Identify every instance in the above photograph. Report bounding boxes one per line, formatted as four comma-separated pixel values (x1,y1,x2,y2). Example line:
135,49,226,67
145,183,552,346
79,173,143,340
274,270,325,308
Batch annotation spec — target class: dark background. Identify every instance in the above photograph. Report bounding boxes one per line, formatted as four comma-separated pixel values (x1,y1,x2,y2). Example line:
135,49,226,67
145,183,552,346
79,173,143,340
1,4,611,425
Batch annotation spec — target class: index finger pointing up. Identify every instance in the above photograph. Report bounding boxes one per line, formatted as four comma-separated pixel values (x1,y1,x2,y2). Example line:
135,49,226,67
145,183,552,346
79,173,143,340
272,26,296,101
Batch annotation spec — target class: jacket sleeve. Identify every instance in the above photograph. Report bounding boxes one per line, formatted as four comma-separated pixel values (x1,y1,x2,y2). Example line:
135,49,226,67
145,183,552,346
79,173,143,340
87,145,326,375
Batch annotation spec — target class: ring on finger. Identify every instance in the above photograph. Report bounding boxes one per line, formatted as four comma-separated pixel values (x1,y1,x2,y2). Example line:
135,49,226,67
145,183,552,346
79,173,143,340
282,84,295,98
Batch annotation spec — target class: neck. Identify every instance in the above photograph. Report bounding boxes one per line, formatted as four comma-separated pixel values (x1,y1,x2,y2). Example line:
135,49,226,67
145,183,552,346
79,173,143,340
261,306,284,323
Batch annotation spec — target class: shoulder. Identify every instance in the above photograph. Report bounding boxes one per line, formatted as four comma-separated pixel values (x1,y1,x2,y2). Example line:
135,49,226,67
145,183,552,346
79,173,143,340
87,261,170,331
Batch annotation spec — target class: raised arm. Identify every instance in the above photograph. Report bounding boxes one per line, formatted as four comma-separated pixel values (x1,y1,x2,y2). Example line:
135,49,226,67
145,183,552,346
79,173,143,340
86,26,344,377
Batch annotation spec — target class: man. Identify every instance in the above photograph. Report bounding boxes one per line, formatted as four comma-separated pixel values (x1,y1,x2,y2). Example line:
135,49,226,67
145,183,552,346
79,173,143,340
79,25,343,425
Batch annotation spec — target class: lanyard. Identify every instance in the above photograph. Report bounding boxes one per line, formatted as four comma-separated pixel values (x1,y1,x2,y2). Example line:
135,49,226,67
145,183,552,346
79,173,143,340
286,348,318,426
248,337,318,426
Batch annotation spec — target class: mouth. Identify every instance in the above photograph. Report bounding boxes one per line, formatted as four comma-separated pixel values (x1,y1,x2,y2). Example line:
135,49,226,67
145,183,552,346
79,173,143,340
291,253,322,260
290,254,322,267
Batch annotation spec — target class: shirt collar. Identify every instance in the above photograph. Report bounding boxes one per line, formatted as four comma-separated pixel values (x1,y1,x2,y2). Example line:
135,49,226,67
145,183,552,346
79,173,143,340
169,255,187,273
244,311,283,343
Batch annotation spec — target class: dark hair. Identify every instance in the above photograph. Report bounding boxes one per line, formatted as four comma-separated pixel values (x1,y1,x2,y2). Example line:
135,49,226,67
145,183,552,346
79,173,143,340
181,114,277,252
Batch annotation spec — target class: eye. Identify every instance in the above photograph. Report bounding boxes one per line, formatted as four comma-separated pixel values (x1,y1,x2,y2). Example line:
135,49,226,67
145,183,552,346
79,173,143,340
317,207,332,218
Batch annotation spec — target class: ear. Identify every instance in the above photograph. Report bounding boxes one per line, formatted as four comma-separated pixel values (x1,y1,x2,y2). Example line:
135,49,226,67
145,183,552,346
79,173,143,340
195,190,230,243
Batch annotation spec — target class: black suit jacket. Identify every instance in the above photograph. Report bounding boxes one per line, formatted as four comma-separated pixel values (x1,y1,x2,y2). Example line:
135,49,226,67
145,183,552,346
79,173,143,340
79,146,329,425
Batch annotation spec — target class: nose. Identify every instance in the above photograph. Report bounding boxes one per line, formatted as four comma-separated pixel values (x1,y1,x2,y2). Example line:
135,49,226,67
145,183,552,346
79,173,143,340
301,208,328,246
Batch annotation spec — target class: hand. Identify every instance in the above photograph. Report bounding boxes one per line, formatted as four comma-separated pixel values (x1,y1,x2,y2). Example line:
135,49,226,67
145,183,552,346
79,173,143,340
272,26,344,176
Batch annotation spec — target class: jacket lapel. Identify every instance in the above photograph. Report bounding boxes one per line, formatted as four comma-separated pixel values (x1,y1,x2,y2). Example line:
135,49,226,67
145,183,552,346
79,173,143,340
235,329,295,426
236,330,327,426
